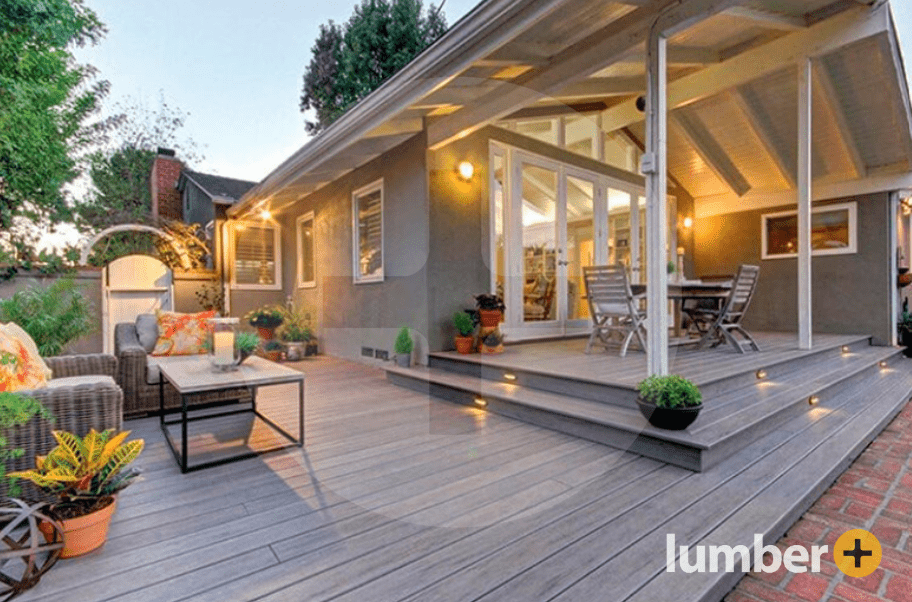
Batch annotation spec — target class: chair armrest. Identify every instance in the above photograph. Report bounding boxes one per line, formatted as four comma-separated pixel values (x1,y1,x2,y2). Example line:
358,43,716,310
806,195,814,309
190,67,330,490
45,354,117,379
114,323,150,415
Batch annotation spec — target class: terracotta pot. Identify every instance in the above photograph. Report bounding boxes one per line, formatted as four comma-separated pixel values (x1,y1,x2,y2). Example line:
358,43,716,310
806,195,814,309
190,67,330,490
39,498,116,558
265,350,283,362
478,310,503,328
256,326,275,341
454,336,474,354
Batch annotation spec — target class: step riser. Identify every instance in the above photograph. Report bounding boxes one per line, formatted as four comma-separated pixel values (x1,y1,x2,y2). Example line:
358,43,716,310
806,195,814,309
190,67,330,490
428,355,638,408
387,370,703,471
430,337,873,407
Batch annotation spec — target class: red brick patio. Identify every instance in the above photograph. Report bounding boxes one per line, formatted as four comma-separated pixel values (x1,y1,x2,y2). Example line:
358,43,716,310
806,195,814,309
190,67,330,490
726,400,912,602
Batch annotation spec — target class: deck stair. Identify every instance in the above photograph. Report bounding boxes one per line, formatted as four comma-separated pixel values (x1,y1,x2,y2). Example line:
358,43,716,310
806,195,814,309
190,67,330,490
386,335,907,471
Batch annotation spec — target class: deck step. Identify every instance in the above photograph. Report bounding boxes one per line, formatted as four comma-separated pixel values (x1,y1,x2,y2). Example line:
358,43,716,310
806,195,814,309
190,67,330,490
386,345,904,472
427,334,872,407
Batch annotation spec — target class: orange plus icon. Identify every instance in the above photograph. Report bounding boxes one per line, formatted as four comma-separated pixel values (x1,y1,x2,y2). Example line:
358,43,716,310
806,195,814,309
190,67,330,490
833,529,882,578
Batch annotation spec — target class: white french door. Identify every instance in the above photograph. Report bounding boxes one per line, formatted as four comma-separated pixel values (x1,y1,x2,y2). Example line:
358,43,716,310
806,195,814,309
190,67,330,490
492,143,660,341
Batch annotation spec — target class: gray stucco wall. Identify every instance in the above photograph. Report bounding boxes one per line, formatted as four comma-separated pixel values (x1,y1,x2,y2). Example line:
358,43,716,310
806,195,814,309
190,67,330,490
270,133,430,363
693,193,893,344
183,183,215,227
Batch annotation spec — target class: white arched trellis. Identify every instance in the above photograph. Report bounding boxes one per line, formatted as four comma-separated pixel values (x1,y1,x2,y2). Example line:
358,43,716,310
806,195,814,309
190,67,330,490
79,224,192,270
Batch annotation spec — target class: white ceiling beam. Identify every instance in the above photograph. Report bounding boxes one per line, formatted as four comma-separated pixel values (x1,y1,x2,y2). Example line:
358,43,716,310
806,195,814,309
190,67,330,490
554,76,645,99
722,7,807,31
427,0,746,150
600,4,888,134
730,87,797,188
811,61,867,178
672,110,751,196
617,46,722,66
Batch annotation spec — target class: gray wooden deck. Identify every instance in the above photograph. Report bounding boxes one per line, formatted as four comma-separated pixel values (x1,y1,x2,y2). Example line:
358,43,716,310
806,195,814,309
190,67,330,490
17,349,912,602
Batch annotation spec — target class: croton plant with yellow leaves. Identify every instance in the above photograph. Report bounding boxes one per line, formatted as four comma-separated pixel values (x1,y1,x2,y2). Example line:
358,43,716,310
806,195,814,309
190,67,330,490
11,430,144,519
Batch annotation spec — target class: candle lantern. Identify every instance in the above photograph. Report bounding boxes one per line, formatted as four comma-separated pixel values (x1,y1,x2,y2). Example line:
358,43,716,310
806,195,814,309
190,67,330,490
208,317,240,371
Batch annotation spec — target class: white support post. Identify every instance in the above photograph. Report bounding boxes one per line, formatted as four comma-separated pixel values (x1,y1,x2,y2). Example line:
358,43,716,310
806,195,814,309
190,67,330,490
797,59,813,350
645,28,669,376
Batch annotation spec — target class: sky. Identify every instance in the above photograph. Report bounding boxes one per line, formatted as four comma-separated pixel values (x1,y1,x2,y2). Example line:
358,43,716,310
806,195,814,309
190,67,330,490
72,0,912,188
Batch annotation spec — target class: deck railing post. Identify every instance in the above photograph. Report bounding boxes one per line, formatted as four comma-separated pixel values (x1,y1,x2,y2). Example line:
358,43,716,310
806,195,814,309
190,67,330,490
798,58,813,350
645,26,669,376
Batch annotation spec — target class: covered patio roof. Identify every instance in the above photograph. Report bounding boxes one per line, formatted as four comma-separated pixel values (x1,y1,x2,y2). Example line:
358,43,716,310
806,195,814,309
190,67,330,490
230,0,911,219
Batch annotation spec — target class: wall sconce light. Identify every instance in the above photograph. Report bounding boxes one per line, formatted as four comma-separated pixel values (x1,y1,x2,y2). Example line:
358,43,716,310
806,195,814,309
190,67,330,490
682,217,693,229
457,161,475,181
259,209,272,220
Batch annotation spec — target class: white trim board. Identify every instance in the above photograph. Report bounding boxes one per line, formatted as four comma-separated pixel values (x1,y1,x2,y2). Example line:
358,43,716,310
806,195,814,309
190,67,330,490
695,171,912,219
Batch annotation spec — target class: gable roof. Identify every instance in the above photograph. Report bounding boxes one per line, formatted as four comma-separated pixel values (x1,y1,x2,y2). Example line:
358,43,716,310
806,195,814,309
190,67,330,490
230,0,911,218
180,170,257,205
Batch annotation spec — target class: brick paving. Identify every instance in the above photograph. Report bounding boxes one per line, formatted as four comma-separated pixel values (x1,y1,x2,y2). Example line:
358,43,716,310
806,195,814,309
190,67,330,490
726,401,912,602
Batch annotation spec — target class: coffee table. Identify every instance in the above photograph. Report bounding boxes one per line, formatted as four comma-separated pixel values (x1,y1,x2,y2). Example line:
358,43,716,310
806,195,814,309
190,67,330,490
158,355,304,473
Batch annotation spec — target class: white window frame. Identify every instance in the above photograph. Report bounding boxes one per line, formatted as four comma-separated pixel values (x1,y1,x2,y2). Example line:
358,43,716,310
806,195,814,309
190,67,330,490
296,211,317,289
229,220,282,290
352,179,384,284
761,201,858,260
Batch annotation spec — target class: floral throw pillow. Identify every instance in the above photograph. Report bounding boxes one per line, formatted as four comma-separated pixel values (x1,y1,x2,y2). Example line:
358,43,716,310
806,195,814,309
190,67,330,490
0,323,52,392
151,310,217,356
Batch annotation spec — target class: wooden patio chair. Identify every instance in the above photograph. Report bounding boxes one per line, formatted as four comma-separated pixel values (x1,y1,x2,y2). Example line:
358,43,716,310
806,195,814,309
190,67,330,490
689,264,761,353
583,265,647,357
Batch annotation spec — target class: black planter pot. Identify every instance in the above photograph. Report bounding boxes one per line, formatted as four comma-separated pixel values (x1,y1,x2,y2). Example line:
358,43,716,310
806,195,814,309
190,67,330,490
636,398,703,430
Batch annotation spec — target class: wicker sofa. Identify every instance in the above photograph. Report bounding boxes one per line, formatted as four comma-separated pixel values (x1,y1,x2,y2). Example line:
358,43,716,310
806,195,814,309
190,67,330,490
115,315,252,417
3,353,123,500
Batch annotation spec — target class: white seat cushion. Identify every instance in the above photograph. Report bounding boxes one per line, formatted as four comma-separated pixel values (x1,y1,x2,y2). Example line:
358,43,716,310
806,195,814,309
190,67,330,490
45,375,117,389
146,355,205,385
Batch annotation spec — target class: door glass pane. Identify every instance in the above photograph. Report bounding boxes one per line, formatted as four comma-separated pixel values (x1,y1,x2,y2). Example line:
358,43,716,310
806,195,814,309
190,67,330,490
492,154,506,303
608,189,633,270
521,164,557,322
566,176,594,320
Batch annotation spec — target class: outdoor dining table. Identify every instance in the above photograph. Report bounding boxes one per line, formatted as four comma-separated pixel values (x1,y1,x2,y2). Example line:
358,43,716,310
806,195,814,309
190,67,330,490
630,280,732,339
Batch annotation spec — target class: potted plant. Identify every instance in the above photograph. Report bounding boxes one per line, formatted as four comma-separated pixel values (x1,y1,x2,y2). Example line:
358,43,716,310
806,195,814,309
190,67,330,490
636,375,703,430
244,306,284,340
235,331,260,365
474,294,505,328
10,429,144,558
453,311,475,354
394,327,413,367
263,340,284,362
280,322,312,361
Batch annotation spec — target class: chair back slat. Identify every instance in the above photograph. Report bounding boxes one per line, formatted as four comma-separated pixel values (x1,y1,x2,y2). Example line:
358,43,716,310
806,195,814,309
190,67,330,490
721,265,760,320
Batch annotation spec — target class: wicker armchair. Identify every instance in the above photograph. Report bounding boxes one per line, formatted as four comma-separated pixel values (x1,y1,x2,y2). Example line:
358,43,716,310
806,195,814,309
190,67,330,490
2,354,123,501
115,319,252,417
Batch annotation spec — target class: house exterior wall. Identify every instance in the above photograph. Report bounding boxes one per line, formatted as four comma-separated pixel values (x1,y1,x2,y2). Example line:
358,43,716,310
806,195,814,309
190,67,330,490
693,192,894,345
182,183,215,227
266,133,430,363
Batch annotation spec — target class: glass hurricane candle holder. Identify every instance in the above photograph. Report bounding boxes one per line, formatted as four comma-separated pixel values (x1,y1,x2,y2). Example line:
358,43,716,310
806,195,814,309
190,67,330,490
208,317,240,371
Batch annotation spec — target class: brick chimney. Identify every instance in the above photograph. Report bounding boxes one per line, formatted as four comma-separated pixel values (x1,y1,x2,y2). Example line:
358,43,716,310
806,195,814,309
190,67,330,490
150,147,183,221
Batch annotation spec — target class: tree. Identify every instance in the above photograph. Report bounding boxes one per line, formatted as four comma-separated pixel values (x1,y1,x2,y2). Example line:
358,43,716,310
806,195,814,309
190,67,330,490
300,0,447,135
0,0,111,230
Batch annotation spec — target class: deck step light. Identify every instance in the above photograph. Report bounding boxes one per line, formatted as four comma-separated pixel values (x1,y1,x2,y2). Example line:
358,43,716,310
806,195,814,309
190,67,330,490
474,397,488,408
755,369,767,380
808,395,820,406
841,345,850,354
879,361,888,369
504,373,517,381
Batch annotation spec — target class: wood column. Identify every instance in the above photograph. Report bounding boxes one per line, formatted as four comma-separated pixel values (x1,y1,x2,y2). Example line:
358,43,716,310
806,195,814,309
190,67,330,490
645,29,669,376
797,58,813,350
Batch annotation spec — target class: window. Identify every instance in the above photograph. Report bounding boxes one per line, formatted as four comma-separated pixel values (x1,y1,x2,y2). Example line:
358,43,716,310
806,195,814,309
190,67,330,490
231,222,281,289
761,202,857,259
352,180,384,283
297,211,316,288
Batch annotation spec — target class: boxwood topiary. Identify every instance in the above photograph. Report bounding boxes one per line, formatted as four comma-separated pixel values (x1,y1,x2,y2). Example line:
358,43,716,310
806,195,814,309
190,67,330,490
636,375,702,409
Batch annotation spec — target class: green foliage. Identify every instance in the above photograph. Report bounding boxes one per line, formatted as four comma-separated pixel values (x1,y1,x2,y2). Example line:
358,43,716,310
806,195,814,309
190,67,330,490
300,0,447,134
234,331,260,355
0,277,95,356
394,327,413,355
667,260,676,274
10,429,143,517
474,294,505,312
900,310,912,334
637,375,702,409
263,340,284,352
0,392,51,496
245,305,284,329
453,311,474,337
278,300,314,342
0,0,112,230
